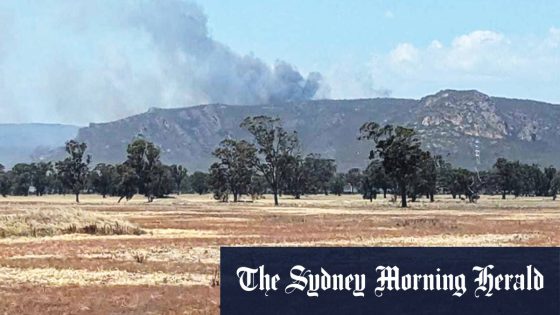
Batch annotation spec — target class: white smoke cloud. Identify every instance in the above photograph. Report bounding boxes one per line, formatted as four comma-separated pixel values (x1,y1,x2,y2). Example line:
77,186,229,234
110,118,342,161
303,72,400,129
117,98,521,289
322,57,392,100
0,0,322,124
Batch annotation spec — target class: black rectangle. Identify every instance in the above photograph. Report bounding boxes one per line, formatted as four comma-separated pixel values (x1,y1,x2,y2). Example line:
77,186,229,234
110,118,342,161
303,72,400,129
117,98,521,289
221,247,560,314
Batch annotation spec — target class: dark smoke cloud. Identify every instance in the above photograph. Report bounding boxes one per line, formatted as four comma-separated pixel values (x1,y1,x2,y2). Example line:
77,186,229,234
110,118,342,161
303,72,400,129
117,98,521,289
0,0,322,124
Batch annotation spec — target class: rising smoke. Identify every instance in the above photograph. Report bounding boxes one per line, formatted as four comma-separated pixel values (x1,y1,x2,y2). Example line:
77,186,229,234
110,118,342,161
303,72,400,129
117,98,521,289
0,0,323,124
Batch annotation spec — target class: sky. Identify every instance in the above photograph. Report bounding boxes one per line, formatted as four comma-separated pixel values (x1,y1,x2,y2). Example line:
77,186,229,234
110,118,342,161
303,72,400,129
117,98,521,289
0,0,559,124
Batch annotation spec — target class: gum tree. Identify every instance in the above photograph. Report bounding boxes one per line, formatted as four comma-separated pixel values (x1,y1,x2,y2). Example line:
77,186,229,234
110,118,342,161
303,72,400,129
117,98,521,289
241,116,299,206
55,140,91,203
360,123,423,208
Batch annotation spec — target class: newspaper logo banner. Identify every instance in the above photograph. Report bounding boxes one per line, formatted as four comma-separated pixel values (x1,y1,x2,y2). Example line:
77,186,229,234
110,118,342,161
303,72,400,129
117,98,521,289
221,247,560,314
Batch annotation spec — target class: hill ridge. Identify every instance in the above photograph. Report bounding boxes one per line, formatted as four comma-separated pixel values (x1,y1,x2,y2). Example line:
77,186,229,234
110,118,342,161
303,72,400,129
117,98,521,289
5,90,560,172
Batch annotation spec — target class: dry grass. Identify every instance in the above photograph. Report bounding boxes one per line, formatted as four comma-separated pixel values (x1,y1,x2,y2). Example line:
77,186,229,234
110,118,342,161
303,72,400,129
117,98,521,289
0,194,559,314
0,208,144,238
0,266,211,286
249,233,534,247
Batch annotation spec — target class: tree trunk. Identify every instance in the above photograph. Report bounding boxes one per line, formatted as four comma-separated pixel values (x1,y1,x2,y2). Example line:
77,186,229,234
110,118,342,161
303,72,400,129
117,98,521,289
400,186,407,208
75,193,80,203
383,189,387,199
452,193,456,199
502,192,506,199
430,193,434,202
273,186,279,206
233,193,238,202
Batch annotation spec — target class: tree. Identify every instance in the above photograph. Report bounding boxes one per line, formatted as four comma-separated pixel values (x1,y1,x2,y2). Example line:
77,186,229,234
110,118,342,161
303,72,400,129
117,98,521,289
544,166,557,197
303,154,336,195
371,162,392,198
151,164,175,198
0,164,10,197
493,158,509,199
241,116,299,206
360,123,423,207
90,163,117,198
212,139,257,202
362,160,392,201
479,170,499,196
190,171,209,195
125,138,162,202
283,154,306,199
437,160,455,197
330,173,346,196
55,140,91,203
412,152,440,202
529,164,548,196
115,163,138,203
346,168,362,194
170,165,188,194
361,162,378,201
47,170,65,195
550,174,560,201
451,168,478,202
208,162,229,202
11,163,33,196
249,174,268,199
30,162,53,196
493,158,524,199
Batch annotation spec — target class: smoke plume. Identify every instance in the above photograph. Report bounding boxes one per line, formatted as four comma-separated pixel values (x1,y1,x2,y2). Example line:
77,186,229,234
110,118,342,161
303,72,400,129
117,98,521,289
0,0,322,124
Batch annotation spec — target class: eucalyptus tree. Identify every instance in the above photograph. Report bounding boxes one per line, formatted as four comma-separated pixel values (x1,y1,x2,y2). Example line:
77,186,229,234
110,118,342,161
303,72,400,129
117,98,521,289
212,139,257,202
55,140,91,203
360,123,424,207
241,116,299,206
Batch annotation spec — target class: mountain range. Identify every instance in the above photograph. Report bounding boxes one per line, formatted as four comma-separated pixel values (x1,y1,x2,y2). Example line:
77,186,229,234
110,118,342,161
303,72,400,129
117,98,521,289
2,90,560,172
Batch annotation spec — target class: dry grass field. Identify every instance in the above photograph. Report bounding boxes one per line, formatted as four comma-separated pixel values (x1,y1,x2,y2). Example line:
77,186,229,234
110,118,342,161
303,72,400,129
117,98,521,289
0,194,558,314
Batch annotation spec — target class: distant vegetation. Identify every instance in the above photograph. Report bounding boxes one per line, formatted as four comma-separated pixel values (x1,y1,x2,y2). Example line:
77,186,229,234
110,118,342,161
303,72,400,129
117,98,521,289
1,116,559,208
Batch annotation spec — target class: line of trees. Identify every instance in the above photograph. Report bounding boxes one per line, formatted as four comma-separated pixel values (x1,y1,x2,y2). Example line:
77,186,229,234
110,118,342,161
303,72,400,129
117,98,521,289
358,122,560,207
1,116,559,207
206,117,560,207
207,116,338,205
0,139,193,203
